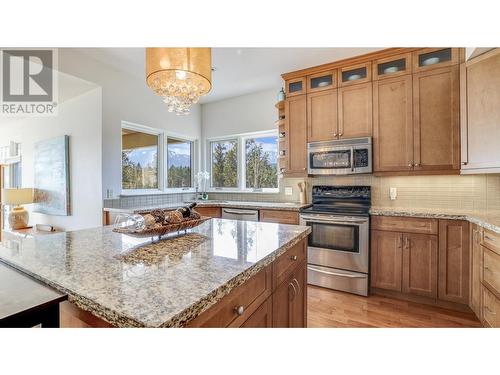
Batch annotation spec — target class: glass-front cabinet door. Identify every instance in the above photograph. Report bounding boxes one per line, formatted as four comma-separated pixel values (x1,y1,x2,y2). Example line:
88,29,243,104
307,70,337,93
413,48,459,72
340,62,371,86
285,77,306,97
373,53,412,80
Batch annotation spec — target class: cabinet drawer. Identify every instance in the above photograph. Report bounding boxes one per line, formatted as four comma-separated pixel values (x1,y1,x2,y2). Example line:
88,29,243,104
482,286,500,327
483,247,500,297
482,229,500,256
371,216,438,235
187,266,272,327
274,239,306,287
260,210,299,225
195,206,221,218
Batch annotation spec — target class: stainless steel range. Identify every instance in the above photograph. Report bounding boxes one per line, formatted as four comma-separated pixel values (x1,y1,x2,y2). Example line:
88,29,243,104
300,185,371,296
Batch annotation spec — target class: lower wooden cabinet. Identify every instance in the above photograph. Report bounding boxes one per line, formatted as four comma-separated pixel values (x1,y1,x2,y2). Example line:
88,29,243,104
402,233,438,298
438,220,469,304
273,260,307,328
371,216,469,308
259,210,299,225
195,206,222,218
371,230,402,291
482,286,500,327
470,224,483,319
189,239,307,328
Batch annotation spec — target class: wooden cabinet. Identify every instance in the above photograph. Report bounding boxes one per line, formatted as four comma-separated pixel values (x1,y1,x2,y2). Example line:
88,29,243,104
412,66,460,171
482,286,500,327
402,233,438,298
461,49,500,173
371,230,403,291
373,75,413,172
241,297,273,328
285,77,306,97
195,206,221,218
338,82,372,139
307,70,337,93
307,89,338,142
273,260,306,328
373,52,412,80
339,62,372,87
284,95,307,176
259,210,299,225
412,48,459,73
470,225,483,319
438,220,469,304
189,238,307,328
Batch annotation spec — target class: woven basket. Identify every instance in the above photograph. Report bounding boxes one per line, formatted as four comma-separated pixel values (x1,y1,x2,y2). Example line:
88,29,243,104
113,216,211,239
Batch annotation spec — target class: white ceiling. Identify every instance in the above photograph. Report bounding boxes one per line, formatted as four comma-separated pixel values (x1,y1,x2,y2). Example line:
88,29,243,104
76,48,382,103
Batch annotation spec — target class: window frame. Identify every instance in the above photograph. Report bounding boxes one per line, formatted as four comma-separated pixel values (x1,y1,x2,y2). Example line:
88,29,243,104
207,129,279,193
121,121,197,195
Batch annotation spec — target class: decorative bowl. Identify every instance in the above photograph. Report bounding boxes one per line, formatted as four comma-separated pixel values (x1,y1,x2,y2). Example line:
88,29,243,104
383,66,399,74
347,74,362,81
422,57,440,66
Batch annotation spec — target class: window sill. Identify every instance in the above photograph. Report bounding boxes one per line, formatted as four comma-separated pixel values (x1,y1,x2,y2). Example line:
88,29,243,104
207,189,280,194
120,188,195,197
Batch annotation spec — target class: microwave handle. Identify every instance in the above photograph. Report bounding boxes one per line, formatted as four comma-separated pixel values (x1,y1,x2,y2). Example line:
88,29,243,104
351,146,354,172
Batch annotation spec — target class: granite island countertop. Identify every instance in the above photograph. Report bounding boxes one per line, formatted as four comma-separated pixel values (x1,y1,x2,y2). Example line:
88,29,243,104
0,219,310,327
370,207,500,234
104,200,311,214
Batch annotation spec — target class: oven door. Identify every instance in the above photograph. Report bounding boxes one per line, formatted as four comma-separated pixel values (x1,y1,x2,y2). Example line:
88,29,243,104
299,214,369,273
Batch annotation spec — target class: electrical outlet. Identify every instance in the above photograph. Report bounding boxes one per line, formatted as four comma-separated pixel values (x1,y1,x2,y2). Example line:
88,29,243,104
285,187,293,196
390,187,397,200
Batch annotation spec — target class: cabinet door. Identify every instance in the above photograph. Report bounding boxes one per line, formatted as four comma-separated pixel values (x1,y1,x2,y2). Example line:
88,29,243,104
285,77,306,97
370,230,403,291
402,233,438,298
373,75,414,172
284,95,307,175
412,66,460,171
307,89,338,142
412,48,459,73
438,220,470,304
462,49,500,172
273,261,306,328
470,225,483,319
241,297,272,328
338,82,372,139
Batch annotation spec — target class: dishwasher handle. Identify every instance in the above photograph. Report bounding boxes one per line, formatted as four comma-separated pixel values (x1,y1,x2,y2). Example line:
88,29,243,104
222,209,258,216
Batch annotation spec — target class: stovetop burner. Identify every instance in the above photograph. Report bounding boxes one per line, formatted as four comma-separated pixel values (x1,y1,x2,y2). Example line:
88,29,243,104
300,185,371,216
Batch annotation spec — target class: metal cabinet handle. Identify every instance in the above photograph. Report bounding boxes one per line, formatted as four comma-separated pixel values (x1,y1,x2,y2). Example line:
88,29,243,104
307,265,366,278
288,281,297,301
333,133,338,137
415,163,421,167
290,255,298,261
462,162,468,165
339,132,343,137
293,278,300,295
485,306,496,315
398,234,403,249
234,305,245,316
408,163,413,167
484,234,496,242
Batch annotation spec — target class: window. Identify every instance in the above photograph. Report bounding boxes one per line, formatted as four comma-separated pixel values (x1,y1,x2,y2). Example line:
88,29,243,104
122,128,159,190
244,135,278,190
121,122,197,193
208,130,278,192
167,138,193,188
210,139,238,188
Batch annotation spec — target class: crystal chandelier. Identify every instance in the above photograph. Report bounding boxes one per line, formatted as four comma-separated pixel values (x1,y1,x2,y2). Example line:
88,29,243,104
146,48,212,115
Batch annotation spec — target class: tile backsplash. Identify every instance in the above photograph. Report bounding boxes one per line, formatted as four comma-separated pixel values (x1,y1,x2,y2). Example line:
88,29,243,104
104,174,500,213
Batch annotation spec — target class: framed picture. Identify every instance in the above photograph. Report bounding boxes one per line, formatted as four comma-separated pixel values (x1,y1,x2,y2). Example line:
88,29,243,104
33,135,71,216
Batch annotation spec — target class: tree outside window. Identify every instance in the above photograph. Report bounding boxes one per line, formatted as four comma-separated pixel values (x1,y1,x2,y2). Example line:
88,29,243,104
122,129,159,190
245,136,278,189
211,140,238,188
167,138,193,188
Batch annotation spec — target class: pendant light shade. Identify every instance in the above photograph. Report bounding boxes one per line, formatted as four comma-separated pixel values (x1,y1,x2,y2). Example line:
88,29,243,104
146,48,212,115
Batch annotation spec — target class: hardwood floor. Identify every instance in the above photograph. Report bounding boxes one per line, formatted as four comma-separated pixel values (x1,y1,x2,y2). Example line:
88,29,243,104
307,285,481,328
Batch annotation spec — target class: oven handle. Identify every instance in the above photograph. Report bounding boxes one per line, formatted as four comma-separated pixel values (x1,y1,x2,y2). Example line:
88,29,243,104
300,216,368,225
308,266,367,279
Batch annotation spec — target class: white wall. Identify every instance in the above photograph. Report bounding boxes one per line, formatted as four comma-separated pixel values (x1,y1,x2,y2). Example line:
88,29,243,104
0,74,103,231
57,49,202,199
201,88,279,140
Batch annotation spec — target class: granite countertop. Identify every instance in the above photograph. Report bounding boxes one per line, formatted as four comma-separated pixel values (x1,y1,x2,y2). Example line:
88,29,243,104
0,219,310,327
104,200,311,214
370,207,500,234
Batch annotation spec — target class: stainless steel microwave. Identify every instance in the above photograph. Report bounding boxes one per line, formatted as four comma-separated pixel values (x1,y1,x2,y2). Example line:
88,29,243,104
307,137,372,175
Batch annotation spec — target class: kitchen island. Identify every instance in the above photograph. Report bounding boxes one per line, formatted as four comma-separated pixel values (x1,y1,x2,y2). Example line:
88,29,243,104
0,219,310,328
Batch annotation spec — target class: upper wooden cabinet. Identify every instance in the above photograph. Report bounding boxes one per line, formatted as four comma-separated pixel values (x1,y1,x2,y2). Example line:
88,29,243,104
307,89,338,142
307,70,337,93
412,65,460,172
412,48,459,73
373,53,412,80
285,77,306,97
373,75,413,172
338,82,372,139
284,95,307,176
340,62,372,87
461,49,500,173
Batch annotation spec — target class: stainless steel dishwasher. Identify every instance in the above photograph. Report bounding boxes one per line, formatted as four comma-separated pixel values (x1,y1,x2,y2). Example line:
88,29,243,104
221,208,259,221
